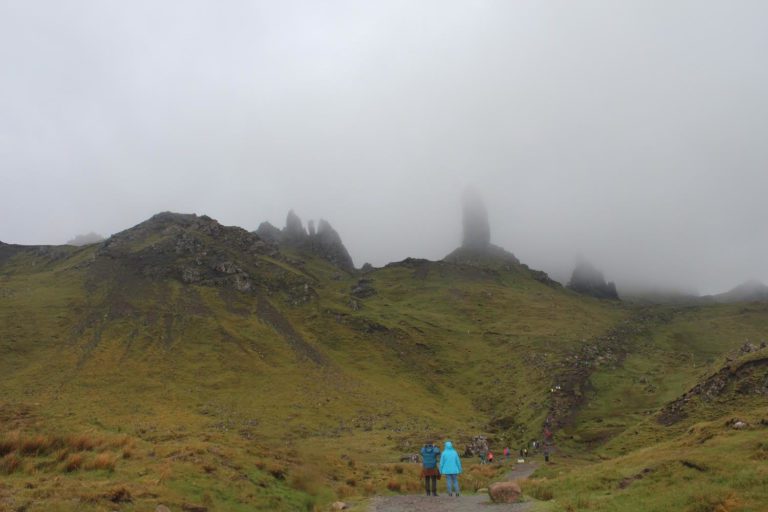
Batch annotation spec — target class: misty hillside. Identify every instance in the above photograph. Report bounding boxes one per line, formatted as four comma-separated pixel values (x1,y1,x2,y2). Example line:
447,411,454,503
2,211,768,511
711,279,768,303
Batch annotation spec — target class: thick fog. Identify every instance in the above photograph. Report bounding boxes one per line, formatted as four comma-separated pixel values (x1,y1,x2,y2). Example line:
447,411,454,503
1,1,767,295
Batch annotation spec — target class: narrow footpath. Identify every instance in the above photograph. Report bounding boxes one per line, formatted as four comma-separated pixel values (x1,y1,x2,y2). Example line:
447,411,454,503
368,462,538,512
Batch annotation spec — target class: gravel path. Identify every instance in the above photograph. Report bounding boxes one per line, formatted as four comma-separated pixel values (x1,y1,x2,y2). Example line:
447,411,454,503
368,462,538,512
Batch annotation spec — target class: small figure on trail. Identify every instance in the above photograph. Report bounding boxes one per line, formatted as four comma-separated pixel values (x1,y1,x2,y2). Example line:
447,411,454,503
420,440,441,496
487,450,494,464
544,447,550,463
503,446,510,461
439,440,463,497
479,448,487,465
523,448,528,458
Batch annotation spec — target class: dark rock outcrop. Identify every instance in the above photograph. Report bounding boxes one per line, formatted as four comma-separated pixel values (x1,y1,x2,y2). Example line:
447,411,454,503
283,210,307,244
255,211,354,271
462,187,491,250
312,219,354,271
96,212,272,293
657,346,768,426
567,260,618,300
255,221,281,242
351,278,376,298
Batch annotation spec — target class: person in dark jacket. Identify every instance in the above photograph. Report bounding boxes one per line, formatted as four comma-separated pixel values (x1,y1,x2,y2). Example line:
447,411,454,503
439,440,463,497
420,441,441,496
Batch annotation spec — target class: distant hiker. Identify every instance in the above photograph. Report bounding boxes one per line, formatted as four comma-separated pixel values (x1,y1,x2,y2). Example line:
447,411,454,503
523,448,528,458
479,448,487,465
487,450,494,464
544,447,550,463
439,440,462,497
503,446,510,461
420,441,441,496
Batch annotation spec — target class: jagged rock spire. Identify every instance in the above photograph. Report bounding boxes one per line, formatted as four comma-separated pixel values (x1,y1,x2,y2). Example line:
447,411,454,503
462,187,490,249
253,210,354,271
567,259,619,300
283,210,307,243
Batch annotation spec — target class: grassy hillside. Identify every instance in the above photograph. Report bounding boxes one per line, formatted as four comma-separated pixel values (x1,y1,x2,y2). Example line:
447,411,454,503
1,213,766,511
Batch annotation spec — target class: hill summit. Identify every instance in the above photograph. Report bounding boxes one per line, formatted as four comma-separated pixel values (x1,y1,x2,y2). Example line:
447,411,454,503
445,188,521,266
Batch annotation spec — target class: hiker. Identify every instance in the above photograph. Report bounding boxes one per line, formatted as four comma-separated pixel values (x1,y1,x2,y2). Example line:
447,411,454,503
439,440,462,497
420,441,441,496
487,450,494,464
479,448,487,465
523,448,528,458
544,446,550,463
503,446,510,461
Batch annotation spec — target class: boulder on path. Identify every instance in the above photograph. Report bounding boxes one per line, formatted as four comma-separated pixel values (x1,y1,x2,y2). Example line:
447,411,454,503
156,506,172,512
488,481,522,503
331,502,348,510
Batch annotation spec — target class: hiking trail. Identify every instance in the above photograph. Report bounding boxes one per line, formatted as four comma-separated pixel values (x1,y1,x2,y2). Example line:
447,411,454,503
368,462,538,512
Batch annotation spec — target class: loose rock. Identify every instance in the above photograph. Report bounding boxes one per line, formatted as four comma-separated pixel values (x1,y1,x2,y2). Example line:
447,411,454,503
488,481,522,503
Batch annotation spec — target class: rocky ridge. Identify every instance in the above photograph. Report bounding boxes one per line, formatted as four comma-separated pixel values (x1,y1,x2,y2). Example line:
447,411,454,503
657,342,768,426
255,210,354,271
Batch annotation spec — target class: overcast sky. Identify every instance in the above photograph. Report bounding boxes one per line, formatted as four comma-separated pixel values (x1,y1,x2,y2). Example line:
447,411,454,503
1,1,767,294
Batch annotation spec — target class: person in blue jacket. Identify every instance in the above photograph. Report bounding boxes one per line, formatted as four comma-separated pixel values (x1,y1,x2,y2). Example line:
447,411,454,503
438,440,462,497
420,441,441,496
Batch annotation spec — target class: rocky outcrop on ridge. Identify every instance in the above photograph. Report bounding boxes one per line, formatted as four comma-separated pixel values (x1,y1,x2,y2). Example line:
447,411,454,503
254,221,282,243
462,187,491,249
657,342,768,426
254,211,355,271
96,212,278,293
567,260,619,300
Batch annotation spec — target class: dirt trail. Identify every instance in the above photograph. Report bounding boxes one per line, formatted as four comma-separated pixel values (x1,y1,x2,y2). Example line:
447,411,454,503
368,462,538,512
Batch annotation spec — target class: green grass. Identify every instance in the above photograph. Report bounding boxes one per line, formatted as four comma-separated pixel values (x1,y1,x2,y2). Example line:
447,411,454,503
2,218,768,510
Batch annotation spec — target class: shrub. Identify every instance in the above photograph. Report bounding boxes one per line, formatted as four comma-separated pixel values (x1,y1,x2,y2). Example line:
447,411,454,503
88,452,116,471
1,453,22,474
64,453,84,472
336,484,355,498
105,486,132,503
67,434,97,452
20,435,54,456
386,480,401,492
524,479,554,501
